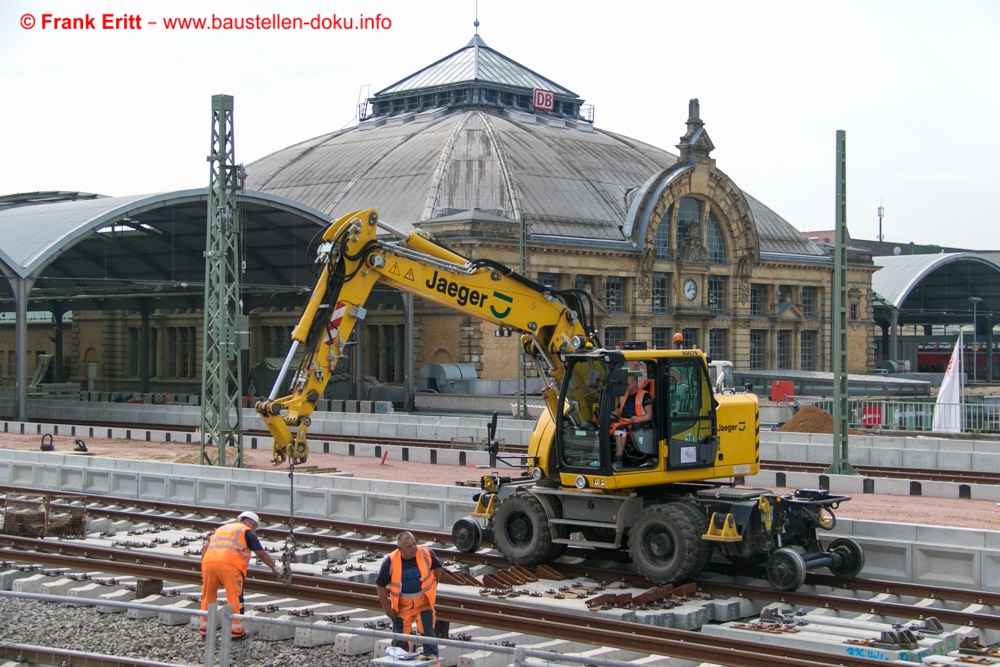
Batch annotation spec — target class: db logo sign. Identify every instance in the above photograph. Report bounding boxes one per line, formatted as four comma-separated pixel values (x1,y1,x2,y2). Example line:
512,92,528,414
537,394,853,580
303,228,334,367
533,88,555,111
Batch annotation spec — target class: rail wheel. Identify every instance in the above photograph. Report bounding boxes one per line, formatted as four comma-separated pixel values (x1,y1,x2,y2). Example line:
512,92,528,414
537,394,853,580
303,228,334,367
765,547,807,591
628,504,701,584
492,491,555,566
451,517,482,553
827,537,865,580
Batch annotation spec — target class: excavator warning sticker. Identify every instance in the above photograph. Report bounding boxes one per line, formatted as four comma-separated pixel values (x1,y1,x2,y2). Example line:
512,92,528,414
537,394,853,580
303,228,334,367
389,262,415,281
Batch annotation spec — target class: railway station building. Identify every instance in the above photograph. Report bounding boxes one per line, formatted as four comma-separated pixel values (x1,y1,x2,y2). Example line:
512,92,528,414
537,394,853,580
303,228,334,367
8,33,981,413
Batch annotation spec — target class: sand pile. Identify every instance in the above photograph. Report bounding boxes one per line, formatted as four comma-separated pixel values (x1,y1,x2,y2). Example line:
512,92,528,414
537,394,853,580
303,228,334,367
777,405,862,434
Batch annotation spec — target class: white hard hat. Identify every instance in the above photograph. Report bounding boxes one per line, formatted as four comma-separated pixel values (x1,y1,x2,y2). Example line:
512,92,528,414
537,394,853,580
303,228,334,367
237,511,260,525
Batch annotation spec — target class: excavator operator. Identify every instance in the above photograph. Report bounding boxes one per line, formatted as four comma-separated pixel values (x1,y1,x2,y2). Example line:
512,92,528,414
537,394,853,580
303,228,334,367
609,372,653,470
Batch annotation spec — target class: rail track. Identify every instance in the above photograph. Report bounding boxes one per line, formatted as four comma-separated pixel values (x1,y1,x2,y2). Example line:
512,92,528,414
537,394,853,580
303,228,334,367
2,487,999,666
22,417,1000,487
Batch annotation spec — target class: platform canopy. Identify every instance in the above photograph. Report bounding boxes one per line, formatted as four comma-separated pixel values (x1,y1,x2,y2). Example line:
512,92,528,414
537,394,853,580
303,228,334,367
872,252,1000,328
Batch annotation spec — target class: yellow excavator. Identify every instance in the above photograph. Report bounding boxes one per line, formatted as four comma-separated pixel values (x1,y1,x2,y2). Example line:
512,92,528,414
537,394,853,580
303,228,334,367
256,209,864,591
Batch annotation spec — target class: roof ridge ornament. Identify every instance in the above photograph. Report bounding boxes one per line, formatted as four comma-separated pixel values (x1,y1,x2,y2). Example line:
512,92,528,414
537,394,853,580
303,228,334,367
677,98,715,161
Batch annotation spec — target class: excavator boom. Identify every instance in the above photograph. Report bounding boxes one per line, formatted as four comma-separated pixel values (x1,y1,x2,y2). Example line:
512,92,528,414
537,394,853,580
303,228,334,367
256,209,594,464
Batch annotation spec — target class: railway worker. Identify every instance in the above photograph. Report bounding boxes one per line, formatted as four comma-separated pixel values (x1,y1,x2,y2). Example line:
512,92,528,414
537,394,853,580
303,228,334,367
610,372,653,470
376,531,442,660
199,510,280,640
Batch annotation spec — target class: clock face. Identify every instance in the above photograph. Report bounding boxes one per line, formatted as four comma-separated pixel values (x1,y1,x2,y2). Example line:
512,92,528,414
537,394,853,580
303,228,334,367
684,278,698,301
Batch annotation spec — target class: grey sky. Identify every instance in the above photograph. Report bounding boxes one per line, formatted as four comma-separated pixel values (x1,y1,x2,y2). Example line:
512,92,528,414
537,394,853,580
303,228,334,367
2,0,997,248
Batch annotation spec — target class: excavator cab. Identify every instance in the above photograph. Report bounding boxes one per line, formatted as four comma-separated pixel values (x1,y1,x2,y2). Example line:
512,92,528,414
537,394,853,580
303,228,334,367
553,349,722,485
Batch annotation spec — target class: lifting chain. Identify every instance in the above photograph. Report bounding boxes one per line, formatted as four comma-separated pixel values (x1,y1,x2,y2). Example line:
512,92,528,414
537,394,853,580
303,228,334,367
281,456,297,584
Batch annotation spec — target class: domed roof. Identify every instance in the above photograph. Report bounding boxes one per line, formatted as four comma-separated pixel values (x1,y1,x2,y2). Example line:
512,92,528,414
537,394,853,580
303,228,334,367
246,37,820,257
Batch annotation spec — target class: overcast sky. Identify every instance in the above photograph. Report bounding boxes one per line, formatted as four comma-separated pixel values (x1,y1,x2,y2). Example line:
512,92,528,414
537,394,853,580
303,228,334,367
2,0,998,250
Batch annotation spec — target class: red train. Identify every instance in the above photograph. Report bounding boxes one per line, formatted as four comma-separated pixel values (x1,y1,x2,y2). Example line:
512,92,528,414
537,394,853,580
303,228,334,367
916,338,1000,375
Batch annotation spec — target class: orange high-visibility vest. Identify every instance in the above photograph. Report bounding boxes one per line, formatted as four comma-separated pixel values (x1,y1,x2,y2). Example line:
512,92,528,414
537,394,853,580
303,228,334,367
202,523,252,574
385,546,437,611
619,388,648,418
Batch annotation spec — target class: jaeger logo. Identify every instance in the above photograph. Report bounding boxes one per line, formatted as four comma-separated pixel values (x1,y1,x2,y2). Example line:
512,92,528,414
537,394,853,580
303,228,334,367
425,270,512,318
718,421,747,434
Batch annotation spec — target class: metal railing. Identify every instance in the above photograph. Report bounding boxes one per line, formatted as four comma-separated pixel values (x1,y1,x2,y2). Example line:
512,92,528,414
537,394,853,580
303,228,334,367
801,397,1000,434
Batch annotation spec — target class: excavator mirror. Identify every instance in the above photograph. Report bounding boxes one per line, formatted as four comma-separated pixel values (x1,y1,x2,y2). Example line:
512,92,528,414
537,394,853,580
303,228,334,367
606,367,628,396
487,411,498,442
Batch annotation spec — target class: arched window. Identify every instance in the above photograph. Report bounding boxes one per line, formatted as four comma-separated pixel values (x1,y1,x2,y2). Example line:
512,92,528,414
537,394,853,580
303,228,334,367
707,211,727,264
654,204,672,260
675,198,701,245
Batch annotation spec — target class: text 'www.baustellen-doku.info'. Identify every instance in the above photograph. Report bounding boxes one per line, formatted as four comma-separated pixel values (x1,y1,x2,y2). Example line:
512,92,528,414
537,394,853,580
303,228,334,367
19,12,393,31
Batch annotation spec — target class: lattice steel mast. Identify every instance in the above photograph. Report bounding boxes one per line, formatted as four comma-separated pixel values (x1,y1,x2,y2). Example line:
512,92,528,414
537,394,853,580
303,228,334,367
200,94,248,467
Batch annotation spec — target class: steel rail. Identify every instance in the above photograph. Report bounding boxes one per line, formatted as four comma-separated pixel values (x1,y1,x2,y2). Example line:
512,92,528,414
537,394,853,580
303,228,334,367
8,484,999,619
0,539,889,667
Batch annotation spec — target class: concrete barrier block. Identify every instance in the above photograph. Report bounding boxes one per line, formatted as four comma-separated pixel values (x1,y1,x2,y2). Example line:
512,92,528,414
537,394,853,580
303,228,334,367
980,549,1000,593
10,463,37,487
914,543,979,589
166,476,197,504
291,488,328,518
59,466,86,492
402,498,444,532
107,471,138,497
365,495,403,526
196,479,228,507
227,481,261,509
328,491,366,522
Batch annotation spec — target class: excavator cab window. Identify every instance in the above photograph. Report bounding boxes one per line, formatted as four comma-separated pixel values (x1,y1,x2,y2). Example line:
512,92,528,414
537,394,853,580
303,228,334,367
556,355,663,474
662,356,719,470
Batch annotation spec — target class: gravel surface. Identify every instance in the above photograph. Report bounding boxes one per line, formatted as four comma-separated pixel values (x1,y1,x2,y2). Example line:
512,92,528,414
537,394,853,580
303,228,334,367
0,596,371,666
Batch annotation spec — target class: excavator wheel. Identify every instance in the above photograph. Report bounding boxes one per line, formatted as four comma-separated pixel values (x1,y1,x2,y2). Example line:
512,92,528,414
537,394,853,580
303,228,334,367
765,547,807,591
673,502,713,580
827,537,865,580
492,491,556,566
629,503,703,584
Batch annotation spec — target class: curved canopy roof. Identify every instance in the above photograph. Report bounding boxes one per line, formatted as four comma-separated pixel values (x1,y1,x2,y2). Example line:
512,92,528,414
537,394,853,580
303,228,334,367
0,189,336,311
873,252,1000,326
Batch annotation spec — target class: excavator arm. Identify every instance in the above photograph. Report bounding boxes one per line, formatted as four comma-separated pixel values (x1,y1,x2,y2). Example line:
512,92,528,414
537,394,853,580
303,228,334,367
256,209,597,465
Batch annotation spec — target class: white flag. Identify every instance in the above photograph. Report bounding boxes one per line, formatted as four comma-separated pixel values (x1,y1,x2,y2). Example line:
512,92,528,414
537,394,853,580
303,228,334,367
932,331,964,433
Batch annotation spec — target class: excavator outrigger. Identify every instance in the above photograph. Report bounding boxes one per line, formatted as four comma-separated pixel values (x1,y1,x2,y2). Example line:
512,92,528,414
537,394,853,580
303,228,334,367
257,209,864,591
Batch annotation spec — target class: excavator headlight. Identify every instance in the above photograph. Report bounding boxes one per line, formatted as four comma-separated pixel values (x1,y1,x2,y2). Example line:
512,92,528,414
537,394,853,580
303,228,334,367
530,467,543,481
569,335,585,351
574,475,587,489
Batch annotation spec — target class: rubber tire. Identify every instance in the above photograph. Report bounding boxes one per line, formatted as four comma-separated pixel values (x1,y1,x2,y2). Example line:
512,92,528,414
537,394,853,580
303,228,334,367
628,504,702,585
492,492,555,566
451,517,482,553
537,495,568,562
674,502,713,579
765,547,807,591
827,537,865,580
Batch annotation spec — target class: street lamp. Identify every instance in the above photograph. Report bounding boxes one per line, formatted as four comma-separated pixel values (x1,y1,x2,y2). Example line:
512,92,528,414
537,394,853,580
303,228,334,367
969,296,983,383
